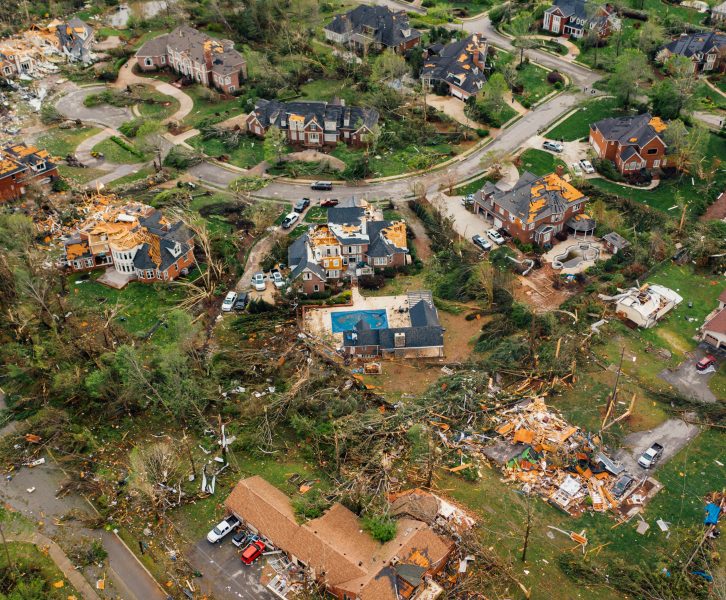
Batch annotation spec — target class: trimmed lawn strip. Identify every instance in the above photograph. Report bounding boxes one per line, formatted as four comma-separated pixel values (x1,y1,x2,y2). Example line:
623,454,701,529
135,86,181,120
58,165,107,184
518,148,566,176
546,97,623,141
107,166,156,188
92,137,148,164
183,85,244,127
37,126,101,158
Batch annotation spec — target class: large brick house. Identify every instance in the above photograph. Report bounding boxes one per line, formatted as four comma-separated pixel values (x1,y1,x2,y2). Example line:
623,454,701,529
246,99,379,149
474,171,590,246
288,200,409,295
589,113,668,174
0,143,59,202
657,32,726,74
542,0,618,39
324,5,421,54
63,198,194,286
226,476,454,600
421,33,489,101
135,25,247,94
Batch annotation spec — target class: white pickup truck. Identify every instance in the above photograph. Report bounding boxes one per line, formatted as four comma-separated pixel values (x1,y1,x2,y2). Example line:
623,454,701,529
207,515,240,543
637,443,664,469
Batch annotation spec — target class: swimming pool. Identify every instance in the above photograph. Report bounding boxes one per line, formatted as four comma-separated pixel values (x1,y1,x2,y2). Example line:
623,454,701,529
331,309,388,333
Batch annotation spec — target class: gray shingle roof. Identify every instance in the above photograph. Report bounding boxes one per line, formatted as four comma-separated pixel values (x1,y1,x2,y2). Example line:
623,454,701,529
287,234,309,268
325,5,421,49
421,34,488,95
251,100,379,133
602,232,630,249
663,32,726,59
290,260,326,281
591,113,663,149
409,300,440,327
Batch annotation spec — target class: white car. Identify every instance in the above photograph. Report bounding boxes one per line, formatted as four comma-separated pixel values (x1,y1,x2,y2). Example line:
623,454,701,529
206,515,240,543
271,271,285,289
281,213,299,229
487,228,505,245
252,273,266,291
221,291,237,312
571,162,583,176
579,159,595,174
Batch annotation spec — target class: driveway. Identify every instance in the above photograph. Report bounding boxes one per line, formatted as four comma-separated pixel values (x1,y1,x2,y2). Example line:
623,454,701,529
56,85,132,129
429,192,491,239
614,418,701,475
186,537,274,600
659,346,721,403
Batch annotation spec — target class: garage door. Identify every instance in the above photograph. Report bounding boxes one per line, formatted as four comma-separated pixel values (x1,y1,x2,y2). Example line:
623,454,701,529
705,334,722,349
452,88,463,100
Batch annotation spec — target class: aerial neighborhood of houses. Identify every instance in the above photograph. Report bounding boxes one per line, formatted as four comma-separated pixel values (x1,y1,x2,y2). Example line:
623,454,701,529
0,1,725,599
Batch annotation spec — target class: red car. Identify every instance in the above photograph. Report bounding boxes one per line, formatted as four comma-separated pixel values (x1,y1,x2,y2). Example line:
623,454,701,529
320,198,339,207
696,355,717,371
240,540,265,565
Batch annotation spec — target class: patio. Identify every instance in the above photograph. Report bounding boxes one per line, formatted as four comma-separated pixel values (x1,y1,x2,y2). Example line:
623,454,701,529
542,238,608,274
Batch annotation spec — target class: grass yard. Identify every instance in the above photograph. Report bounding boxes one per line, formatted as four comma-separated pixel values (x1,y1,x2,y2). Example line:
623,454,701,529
67,271,187,344
92,137,148,164
107,166,156,188
183,85,245,127
299,78,364,106
547,97,623,141
135,86,180,120
57,165,107,184
187,133,265,169
693,82,726,113
331,142,458,178
0,541,79,599
517,148,566,176
304,206,328,223
37,126,101,158
514,62,555,107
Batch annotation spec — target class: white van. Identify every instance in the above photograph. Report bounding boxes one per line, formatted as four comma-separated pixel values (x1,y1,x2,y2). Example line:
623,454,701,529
221,291,238,312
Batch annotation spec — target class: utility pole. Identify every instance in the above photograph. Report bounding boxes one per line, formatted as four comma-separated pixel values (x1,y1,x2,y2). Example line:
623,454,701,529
602,347,625,430
521,493,532,563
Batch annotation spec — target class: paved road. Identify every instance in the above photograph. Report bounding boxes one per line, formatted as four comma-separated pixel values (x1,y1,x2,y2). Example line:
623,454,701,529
659,346,720,403
56,85,133,129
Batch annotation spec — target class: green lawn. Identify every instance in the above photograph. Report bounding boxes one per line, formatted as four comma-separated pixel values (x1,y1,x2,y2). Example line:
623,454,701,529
37,126,101,158
304,206,327,223
546,97,623,141
107,166,155,188
331,142,458,178
514,63,555,107
0,542,79,599
57,165,107,184
517,148,566,176
299,78,365,106
183,85,245,127
135,86,180,120
67,271,188,343
693,82,726,113
92,137,149,164
188,134,265,169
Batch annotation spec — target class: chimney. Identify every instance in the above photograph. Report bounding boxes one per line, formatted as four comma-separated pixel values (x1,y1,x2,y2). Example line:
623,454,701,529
203,40,213,73
556,164,565,177
394,332,406,348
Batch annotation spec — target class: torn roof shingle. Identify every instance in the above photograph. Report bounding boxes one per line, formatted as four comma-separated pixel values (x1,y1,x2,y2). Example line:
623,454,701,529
251,99,379,133
325,5,421,49
421,34,488,95
591,113,666,149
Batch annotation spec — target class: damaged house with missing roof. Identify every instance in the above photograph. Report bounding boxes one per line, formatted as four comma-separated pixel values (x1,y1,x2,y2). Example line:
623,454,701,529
343,291,445,359
225,476,454,600
324,5,421,55
421,33,489,101
599,283,683,328
62,197,194,288
246,99,379,149
135,25,247,94
0,143,59,201
474,170,592,246
287,200,409,295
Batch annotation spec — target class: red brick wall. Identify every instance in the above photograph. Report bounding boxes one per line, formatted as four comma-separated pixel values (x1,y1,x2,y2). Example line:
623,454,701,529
137,55,166,71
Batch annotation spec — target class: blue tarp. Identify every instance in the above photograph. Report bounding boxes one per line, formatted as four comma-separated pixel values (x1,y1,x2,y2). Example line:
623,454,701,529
704,502,721,526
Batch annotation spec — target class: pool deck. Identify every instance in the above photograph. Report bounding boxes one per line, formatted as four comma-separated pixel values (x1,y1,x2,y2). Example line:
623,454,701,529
304,288,413,346
543,238,609,275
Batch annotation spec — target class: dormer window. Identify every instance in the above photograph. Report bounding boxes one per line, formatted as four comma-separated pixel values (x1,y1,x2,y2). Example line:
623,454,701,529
167,241,182,258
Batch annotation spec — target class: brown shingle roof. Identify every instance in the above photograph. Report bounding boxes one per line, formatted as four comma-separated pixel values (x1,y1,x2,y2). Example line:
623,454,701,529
704,307,726,335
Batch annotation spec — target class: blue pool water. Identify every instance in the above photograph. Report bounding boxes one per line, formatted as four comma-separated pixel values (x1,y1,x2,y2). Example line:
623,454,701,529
331,309,388,333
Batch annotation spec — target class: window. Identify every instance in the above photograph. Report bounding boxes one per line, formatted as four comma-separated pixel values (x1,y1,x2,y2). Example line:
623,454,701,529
646,148,658,155
303,272,312,281
160,56,166,64
3,67,10,75
313,284,319,292
145,57,153,67
309,133,319,143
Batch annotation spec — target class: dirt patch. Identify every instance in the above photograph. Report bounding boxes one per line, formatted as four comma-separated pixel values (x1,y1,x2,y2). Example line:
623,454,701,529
440,310,483,362
701,191,726,221
514,266,574,311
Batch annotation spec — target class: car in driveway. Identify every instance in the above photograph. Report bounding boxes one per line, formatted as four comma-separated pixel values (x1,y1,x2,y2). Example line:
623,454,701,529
637,442,664,469
542,141,564,153
240,540,266,565
207,515,240,543
579,159,595,174
293,198,310,213
252,273,266,291
320,198,339,207
571,162,583,176
221,291,237,312
696,355,717,371
233,292,249,312
271,271,285,289
472,234,492,251
487,228,505,245
281,213,299,229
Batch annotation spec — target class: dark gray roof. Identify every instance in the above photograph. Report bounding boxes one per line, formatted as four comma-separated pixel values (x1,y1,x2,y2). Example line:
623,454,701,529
546,0,613,29
325,5,421,48
251,99,378,133
327,206,366,225
409,300,440,327
136,33,169,57
378,326,444,349
663,32,726,59
133,243,155,270
421,34,488,95
287,234,308,268
290,260,326,281
591,113,663,149
365,220,408,258
602,232,630,249
619,145,642,161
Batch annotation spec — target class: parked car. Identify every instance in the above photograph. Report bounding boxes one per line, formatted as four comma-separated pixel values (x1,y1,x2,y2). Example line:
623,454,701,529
487,228,505,245
293,198,310,213
311,181,333,191
221,291,237,312
320,198,339,207
611,474,634,498
637,442,664,469
271,271,285,289
240,540,266,565
696,355,717,371
579,159,595,174
233,292,249,312
206,515,240,543
232,531,259,548
571,162,583,176
472,234,492,251
542,141,564,153
252,273,266,292
281,213,299,229
461,194,475,207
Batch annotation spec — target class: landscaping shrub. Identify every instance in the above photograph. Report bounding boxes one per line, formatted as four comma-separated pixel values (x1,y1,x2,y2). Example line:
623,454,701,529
119,119,143,138
593,158,625,182
547,70,565,85
52,179,70,192
476,128,490,137
359,274,385,290
109,136,144,157
247,298,275,313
